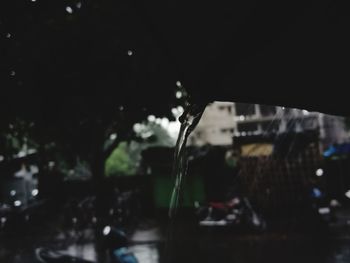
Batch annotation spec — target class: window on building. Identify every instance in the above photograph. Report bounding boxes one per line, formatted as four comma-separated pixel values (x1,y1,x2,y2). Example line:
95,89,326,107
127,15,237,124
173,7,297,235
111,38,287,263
235,103,256,116
260,105,277,116
286,119,297,131
283,108,292,114
218,105,233,113
302,117,317,130
237,122,258,133
261,120,280,133
221,128,234,133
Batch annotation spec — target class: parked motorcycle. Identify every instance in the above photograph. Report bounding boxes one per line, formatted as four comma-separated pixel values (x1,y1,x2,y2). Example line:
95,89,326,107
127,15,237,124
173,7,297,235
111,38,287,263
195,196,266,232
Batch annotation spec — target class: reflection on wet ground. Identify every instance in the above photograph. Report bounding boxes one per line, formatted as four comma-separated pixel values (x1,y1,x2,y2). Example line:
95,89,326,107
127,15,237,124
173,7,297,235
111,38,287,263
131,244,160,263
2,215,350,263
2,236,350,263
65,243,97,262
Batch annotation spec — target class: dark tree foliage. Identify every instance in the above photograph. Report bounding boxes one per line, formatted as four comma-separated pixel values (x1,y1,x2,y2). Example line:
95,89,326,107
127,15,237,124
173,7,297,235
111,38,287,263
1,1,350,116
0,96,179,175
0,0,186,176
1,0,349,178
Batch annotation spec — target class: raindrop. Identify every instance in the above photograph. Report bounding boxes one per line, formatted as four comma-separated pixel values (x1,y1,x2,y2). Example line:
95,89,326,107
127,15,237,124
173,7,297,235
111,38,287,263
127,50,133,56
103,226,111,236
6,33,11,38
176,81,182,87
31,0,36,2
239,115,245,121
76,2,82,8
318,207,330,215
176,91,182,99
31,189,39,196
302,110,309,115
109,133,117,140
10,70,16,76
315,168,323,177
66,6,73,14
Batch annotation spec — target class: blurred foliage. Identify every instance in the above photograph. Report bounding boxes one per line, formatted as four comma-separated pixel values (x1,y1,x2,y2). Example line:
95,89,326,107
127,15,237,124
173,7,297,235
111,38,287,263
105,120,176,176
134,120,176,147
0,118,38,160
0,96,180,181
105,142,136,177
1,0,185,179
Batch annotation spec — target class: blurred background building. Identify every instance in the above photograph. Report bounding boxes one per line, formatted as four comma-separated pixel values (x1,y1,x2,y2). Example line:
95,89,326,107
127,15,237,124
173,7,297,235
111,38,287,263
189,102,348,148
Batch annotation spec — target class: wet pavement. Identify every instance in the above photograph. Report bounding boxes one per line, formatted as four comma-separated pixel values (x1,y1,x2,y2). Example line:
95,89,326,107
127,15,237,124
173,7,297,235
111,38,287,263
2,211,350,263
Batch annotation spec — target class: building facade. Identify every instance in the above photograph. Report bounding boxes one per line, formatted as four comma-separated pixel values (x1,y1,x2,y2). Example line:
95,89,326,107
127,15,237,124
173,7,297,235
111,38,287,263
188,102,237,146
188,101,348,147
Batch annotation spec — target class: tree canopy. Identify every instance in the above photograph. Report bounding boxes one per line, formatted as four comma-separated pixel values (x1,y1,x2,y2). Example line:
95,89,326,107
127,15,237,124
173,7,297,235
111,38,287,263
1,1,350,115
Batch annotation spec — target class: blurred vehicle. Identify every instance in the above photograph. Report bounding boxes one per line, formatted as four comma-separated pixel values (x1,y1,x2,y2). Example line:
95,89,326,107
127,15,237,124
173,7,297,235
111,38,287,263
195,195,266,232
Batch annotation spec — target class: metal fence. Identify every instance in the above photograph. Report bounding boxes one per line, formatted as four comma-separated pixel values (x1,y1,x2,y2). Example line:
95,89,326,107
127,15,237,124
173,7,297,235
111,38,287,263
238,143,323,217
